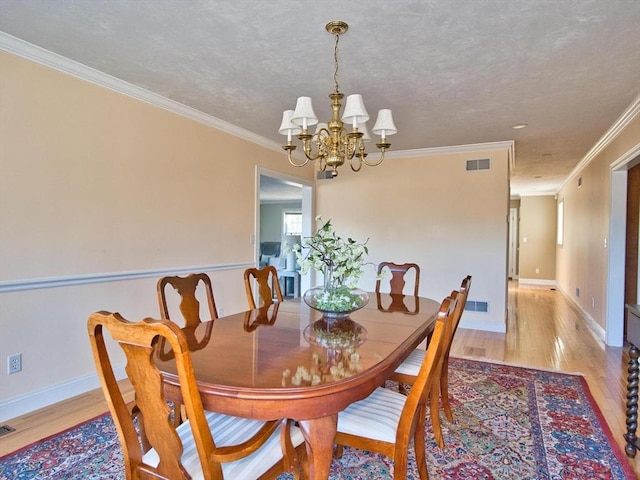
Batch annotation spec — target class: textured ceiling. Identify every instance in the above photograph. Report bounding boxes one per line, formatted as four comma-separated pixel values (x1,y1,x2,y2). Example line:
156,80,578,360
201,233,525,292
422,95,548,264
1,0,639,197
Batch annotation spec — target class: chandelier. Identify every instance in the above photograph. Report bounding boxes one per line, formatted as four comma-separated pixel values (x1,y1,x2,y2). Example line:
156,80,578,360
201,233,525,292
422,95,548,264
279,21,397,177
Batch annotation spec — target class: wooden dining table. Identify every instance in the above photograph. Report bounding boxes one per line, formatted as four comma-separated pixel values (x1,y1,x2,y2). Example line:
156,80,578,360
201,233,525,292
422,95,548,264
157,292,440,479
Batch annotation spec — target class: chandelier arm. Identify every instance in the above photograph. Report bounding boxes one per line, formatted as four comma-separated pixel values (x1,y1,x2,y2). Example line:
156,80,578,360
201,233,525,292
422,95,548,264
362,149,386,167
301,137,325,162
350,156,363,172
319,155,327,172
287,149,310,168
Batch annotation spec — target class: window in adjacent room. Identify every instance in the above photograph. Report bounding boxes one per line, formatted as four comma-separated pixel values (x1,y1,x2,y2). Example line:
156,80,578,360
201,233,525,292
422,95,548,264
283,211,302,236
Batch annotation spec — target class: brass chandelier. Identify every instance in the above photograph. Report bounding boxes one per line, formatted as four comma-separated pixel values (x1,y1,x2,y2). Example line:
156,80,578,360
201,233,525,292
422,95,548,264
279,21,397,177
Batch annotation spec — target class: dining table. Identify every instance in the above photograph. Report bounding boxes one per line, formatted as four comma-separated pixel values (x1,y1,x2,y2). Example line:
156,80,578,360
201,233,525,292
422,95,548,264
156,292,440,479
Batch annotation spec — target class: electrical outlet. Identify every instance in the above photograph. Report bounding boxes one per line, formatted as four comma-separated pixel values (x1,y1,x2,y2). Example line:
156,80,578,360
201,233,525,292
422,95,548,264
8,354,22,374
218,308,225,317
535,268,540,274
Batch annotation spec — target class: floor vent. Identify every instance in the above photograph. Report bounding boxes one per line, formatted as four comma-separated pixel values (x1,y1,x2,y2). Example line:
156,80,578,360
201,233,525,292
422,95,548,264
0,425,15,437
465,300,489,313
466,158,491,171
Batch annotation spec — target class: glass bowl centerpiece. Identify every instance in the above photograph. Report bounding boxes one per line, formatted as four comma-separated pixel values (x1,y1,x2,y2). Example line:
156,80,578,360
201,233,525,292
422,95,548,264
294,215,373,346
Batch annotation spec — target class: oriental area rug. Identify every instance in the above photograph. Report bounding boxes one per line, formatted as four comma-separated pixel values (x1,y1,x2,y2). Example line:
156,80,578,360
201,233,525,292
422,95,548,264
0,358,635,479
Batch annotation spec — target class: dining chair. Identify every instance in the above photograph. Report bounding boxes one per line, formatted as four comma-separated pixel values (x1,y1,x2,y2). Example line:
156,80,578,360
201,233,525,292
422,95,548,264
334,295,457,480
157,273,219,327
375,262,421,296
244,266,284,309
392,274,472,448
87,311,305,480
155,273,219,430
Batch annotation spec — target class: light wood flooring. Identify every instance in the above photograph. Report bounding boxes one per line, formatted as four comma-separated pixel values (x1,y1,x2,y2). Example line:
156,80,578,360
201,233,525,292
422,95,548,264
1,281,638,476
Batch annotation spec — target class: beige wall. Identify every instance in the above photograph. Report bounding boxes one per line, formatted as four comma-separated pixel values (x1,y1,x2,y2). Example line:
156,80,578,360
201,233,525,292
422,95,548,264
0,51,314,412
316,149,510,332
518,196,557,280
556,113,640,331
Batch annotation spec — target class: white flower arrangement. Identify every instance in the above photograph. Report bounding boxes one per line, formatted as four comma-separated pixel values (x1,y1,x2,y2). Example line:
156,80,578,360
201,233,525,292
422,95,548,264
294,215,374,312
294,215,370,289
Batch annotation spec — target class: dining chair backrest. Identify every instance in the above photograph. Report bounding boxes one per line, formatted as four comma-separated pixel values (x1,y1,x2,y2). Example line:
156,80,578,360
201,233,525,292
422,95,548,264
375,262,421,296
244,266,284,309
87,311,300,480
157,273,218,327
438,274,472,420
447,275,472,358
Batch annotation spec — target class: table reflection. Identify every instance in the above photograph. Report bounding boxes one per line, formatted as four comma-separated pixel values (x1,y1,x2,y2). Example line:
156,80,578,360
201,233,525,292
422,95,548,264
282,347,364,387
376,292,420,314
243,302,280,331
156,320,214,361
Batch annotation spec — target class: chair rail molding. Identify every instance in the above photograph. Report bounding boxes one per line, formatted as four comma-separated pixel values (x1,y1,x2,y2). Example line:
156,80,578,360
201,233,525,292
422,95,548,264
0,262,254,293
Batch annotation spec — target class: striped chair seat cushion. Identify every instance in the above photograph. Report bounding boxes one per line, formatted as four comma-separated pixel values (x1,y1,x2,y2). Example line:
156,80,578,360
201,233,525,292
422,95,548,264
337,387,407,443
143,411,305,480
394,348,426,376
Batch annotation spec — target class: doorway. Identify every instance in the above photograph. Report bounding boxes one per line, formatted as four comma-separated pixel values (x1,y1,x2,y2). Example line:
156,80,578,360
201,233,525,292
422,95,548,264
255,167,314,296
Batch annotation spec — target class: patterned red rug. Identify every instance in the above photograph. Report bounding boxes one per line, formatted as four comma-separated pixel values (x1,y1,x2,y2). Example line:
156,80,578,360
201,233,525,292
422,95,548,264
0,358,635,479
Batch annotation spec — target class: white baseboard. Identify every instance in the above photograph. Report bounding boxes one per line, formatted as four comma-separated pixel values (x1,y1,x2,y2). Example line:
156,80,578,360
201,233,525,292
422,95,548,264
0,365,126,423
556,285,605,342
518,278,557,286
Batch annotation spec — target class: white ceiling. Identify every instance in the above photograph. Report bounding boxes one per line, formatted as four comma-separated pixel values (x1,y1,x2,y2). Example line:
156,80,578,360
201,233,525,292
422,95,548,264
1,0,638,197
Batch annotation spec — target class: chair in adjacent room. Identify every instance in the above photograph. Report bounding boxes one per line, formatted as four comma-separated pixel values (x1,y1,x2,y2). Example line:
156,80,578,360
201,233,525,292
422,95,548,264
392,274,472,448
157,272,219,327
244,266,284,309
333,295,457,480
87,311,305,480
375,262,421,296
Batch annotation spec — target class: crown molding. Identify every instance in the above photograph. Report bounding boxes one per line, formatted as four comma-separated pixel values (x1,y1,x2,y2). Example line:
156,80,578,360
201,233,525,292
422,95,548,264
557,94,640,192
0,32,284,154
388,140,515,164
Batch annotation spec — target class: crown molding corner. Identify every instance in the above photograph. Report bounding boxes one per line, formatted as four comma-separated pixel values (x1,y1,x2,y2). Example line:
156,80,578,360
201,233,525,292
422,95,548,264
557,94,640,193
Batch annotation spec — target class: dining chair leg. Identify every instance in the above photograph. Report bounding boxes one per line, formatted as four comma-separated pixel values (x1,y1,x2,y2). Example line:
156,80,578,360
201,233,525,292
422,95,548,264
440,357,454,422
429,382,445,449
281,419,303,479
414,403,429,480
333,444,344,459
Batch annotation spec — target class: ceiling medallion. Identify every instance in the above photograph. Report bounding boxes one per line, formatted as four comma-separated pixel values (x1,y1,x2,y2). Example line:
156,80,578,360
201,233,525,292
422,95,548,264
279,21,396,177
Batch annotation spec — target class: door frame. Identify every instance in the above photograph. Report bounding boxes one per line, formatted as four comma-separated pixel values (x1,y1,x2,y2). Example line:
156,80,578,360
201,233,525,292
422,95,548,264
607,145,640,346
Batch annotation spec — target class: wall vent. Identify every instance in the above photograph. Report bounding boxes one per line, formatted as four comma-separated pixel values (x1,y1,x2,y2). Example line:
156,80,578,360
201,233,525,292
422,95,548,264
465,300,489,313
465,158,491,171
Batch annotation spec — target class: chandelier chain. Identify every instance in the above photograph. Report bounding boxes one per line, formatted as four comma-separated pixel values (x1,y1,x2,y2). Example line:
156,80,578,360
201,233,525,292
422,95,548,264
333,33,340,94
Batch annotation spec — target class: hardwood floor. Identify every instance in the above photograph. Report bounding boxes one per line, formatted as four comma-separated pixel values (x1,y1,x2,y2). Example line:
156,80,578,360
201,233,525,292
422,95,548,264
1,281,638,476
